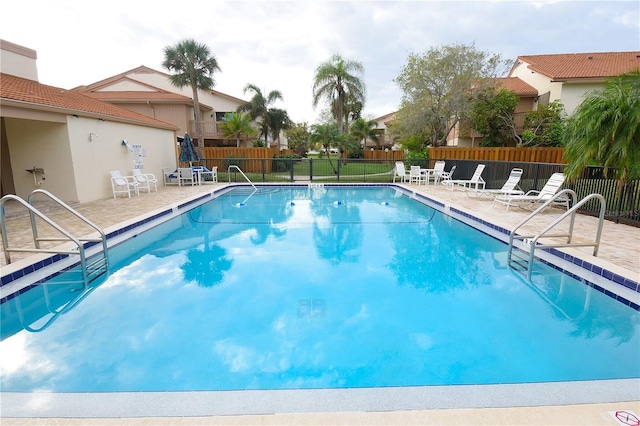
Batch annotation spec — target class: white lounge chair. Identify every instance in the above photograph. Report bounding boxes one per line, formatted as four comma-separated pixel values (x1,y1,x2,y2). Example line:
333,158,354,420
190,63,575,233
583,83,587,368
446,164,485,191
178,167,196,186
110,170,139,198
132,169,158,193
494,172,567,211
470,168,524,199
393,162,410,183
162,167,179,186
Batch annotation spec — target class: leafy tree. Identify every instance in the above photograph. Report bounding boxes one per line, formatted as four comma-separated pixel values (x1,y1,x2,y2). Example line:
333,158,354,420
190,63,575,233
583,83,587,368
521,100,566,147
219,112,257,147
284,122,311,156
310,123,341,173
238,83,284,146
563,69,640,192
350,118,381,148
469,86,519,147
312,54,366,134
267,107,292,150
162,39,221,158
394,42,510,148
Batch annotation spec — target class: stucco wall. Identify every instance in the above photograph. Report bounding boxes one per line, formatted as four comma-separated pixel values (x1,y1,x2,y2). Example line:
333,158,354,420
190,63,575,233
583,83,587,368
557,83,600,116
3,115,177,204
0,40,38,81
127,70,245,112
67,117,177,202
509,61,604,116
3,118,76,201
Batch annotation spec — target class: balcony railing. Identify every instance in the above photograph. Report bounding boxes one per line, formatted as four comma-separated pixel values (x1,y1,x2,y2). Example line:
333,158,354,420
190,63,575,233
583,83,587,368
188,120,225,139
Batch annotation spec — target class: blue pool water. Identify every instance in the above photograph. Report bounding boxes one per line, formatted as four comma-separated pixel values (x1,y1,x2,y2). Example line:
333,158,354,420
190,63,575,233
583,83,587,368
1,186,639,392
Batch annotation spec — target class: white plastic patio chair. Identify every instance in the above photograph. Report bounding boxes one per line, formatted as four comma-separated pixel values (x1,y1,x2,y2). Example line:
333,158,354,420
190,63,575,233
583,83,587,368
409,165,425,184
471,168,523,199
197,166,218,185
178,167,196,186
110,170,139,198
393,162,410,183
438,165,456,186
427,161,446,185
446,164,486,192
162,167,179,186
132,169,158,193
493,172,566,211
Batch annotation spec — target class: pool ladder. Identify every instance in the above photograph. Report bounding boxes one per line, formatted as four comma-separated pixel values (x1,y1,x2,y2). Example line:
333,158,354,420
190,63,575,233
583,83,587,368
0,189,109,284
507,190,606,280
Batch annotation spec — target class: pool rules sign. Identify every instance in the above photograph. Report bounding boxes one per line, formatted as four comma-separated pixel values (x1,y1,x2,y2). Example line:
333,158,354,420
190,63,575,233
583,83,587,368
122,140,146,169
131,144,146,170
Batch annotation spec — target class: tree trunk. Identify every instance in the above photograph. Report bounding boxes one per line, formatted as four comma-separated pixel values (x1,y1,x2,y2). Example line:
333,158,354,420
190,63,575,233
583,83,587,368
191,83,205,159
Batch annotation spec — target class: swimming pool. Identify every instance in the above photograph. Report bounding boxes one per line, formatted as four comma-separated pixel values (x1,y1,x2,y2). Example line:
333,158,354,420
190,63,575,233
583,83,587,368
1,185,639,415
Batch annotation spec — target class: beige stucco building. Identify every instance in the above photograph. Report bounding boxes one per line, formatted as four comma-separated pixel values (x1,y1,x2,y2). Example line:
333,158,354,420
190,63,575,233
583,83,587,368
509,52,640,116
1,40,179,203
446,51,640,147
73,66,256,148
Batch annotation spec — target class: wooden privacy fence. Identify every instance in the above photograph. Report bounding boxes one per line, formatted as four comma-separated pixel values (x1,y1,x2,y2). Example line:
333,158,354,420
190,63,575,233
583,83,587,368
429,147,565,164
179,147,281,173
363,150,405,161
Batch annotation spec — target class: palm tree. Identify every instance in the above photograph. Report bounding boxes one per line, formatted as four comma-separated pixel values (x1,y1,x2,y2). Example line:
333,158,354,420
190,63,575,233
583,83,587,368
267,108,292,150
238,83,284,146
312,54,366,134
162,39,221,159
219,112,257,147
310,123,341,173
563,69,640,194
343,93,363,132
350,118,381,149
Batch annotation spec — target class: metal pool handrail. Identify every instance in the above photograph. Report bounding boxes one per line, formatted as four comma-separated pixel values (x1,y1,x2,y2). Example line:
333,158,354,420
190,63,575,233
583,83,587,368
508,190,606,279
227,165,257,191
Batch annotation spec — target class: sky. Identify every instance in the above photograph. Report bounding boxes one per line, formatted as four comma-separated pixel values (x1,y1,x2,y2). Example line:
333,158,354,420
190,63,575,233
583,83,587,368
1,0,638,124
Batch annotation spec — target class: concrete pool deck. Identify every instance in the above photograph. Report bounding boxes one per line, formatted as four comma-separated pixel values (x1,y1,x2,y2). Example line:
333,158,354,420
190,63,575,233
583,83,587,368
1,182,639,424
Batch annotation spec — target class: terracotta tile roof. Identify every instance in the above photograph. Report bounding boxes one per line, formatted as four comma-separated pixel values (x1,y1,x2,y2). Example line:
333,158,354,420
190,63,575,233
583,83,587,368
74,65,246,105
1,73,177,129
496,77,538,96
83,90,196,102
516,52,640,80
71,65,163,91
374,111,397,122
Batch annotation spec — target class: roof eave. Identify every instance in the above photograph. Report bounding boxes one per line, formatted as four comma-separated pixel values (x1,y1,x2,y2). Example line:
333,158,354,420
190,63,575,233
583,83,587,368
1,98,179,130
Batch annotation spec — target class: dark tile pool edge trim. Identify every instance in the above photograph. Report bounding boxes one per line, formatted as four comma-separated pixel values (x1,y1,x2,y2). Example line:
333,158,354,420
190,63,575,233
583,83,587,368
2,184,638,311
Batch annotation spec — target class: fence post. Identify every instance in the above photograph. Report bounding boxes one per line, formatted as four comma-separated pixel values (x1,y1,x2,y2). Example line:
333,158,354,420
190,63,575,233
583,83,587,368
261,159,266,182
289,158,294,182
309,159,313,181
615,181,625,224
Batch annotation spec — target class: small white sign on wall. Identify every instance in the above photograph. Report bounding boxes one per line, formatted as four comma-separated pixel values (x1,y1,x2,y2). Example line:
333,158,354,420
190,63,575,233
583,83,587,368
130,144,146,169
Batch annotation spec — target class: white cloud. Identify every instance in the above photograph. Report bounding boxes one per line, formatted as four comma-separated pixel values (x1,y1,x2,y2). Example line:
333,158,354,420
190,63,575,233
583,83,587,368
1,0,638,124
